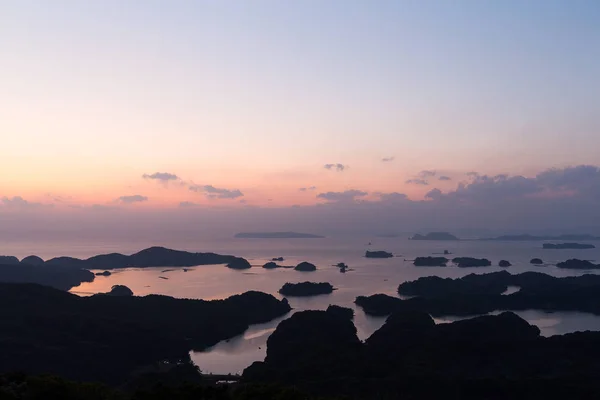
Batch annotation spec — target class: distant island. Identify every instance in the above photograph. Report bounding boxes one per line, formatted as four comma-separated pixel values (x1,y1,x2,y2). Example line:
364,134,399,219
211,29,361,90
481,234,600,241
234,232,325,239
543,243,596,249
410,232,460,241
365,250,393,259
0,246,248,290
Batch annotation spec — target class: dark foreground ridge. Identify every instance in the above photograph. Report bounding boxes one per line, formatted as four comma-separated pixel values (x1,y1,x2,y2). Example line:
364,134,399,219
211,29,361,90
356,270,600,317
234,232,325,238
0,282,290,384
243,308,600,398
279,282,334,296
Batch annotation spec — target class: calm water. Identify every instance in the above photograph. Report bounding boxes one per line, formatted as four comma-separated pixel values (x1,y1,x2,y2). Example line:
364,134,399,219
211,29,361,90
4,236,600,374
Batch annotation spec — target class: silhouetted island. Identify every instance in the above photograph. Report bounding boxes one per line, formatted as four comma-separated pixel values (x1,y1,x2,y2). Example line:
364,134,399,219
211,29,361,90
226,258,252,269
234,232,325,239
482,233,600,241
271,257,285,261
365,250,393,258
95,284,133,296
0,256,19,265
413,256,448,266
294,261,317,271
452,257,492,267
0,283,290,384
263,262,293,269
0,262,94,290
543,242,596,249
279,282,334,296
410,232,459,240
356,270,600,318
530,258,544,265
556,259,600,269
499,259,512,267
95,270,112,276
20,255,44,266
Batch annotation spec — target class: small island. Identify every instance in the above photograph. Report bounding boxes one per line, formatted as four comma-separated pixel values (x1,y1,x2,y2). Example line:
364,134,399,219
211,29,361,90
410,232,460,241
530,258,544,265
279,282,334,296
543,243,596,249
556,259,600,269
365,251,393,258
499,260,512,267
295,261,317,271
413,257,448,267
226,258,252,269
95,270,112,276
452,257,492,268
234,232,325,239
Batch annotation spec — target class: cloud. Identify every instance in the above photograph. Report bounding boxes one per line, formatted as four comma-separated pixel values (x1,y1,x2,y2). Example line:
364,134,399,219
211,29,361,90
117,195,148,204
189,184,244,199
381,157,395,162
324,163,346,172
317,190,368,202
419,170,437,178
466,171,480,178
299,186,317,191
142,172,180,182
1,196,47,209
425,188,443,200
438,176,452,181
405,179,430,185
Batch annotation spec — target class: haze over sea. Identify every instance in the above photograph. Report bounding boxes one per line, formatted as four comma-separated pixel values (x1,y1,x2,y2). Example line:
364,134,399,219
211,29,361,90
5,235,600,374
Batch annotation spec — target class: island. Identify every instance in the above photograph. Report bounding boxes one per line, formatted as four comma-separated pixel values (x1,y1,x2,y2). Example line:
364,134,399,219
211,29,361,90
226,258,252,269
365,250,393,258
0,256,19,265
294,261,317,271
452,257,492,267
95,270,112,276
278,282,334,296
499,260,512,267
481,234,600,241
543,243,596,249
556,259,600,269
530,258,544,265
0,247,253,290
234,232,325,239
413,256,448,266
43,246,242,269
94,284,133,296
410,232,460,240
20,255,44,266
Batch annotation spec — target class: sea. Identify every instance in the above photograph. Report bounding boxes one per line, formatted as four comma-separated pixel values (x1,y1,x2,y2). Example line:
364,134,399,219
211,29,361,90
4,236,600,375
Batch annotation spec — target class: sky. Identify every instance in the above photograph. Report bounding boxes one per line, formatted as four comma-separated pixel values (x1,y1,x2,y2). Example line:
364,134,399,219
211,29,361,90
1,1,600,238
